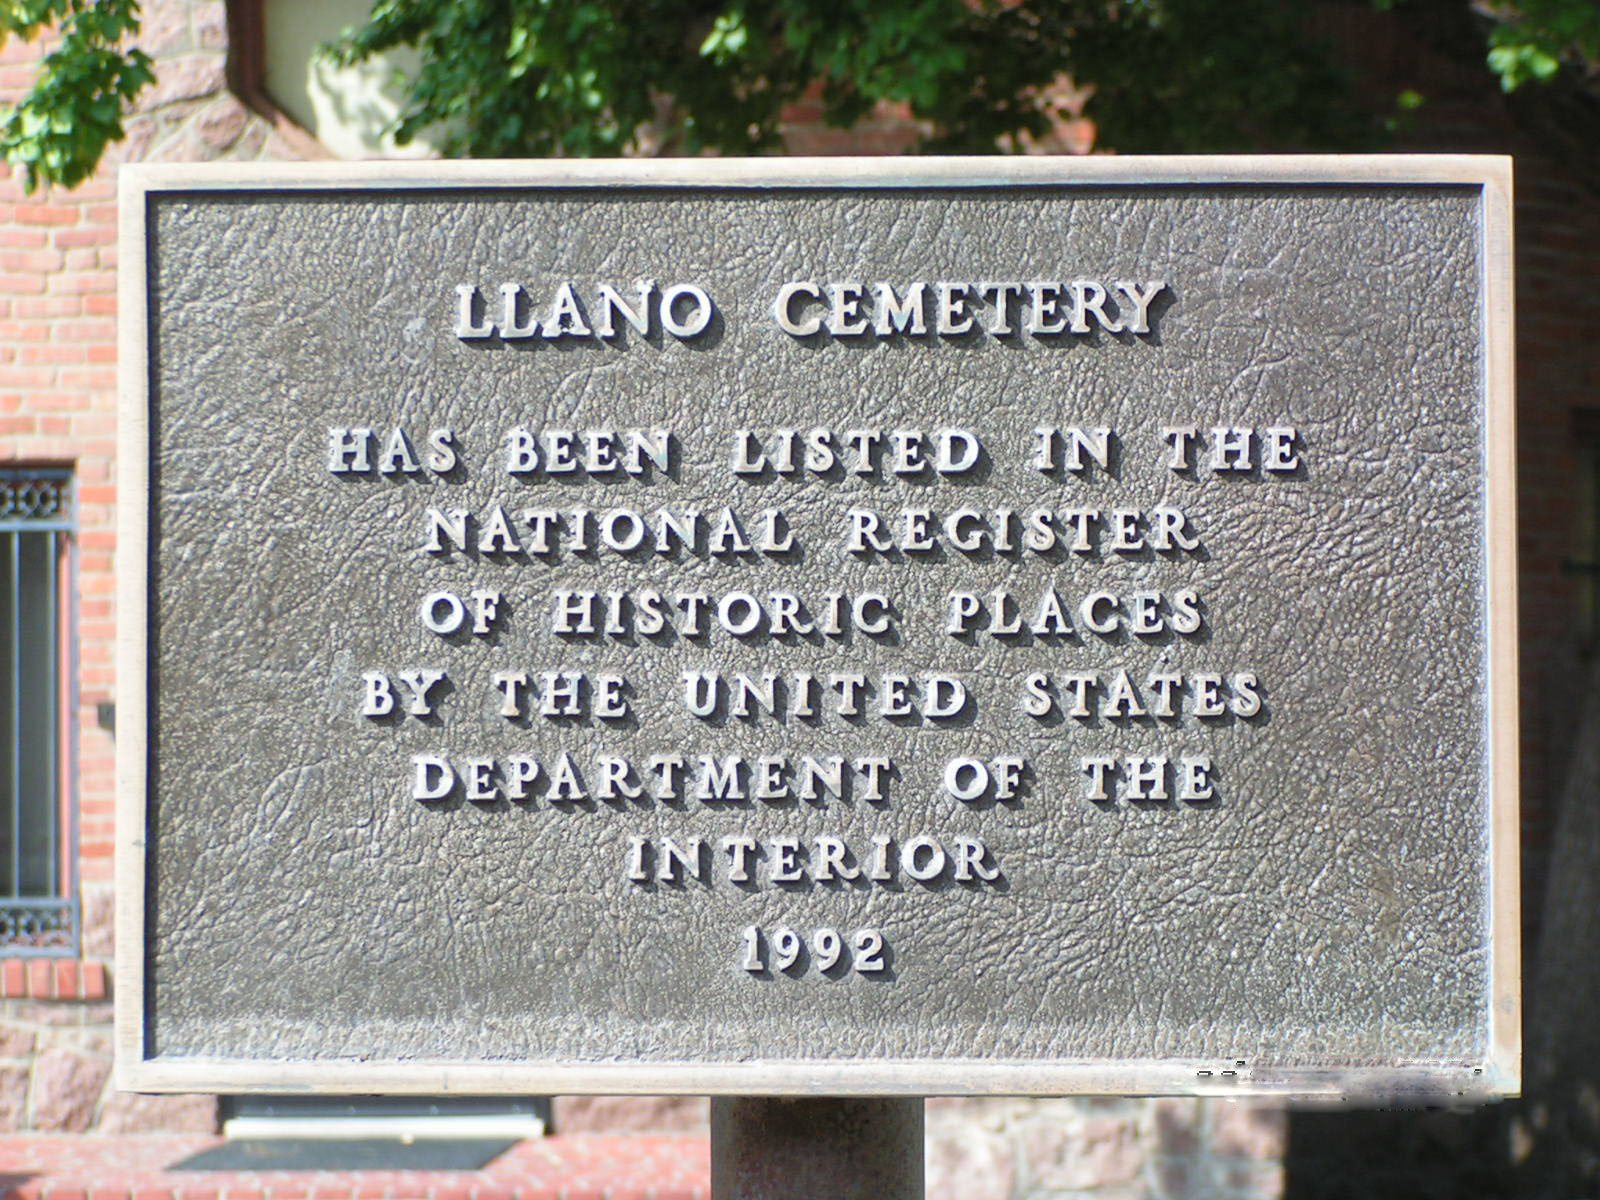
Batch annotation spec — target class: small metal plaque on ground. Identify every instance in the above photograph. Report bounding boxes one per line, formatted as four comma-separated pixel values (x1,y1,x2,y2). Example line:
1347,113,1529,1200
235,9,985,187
117,158,1518,1100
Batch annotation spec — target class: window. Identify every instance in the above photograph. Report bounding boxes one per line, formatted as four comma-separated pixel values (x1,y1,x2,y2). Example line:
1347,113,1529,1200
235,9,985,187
232,0,437,161
0,468,77,955
220,1095,548,1140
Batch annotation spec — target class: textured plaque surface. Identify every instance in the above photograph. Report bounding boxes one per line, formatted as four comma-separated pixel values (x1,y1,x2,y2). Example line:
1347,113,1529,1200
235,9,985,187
117,159,1517,1099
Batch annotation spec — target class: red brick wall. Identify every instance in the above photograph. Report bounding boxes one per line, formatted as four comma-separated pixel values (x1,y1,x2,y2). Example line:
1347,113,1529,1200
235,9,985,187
0,141,118,885
0,0,304,1133
0,55,126,1131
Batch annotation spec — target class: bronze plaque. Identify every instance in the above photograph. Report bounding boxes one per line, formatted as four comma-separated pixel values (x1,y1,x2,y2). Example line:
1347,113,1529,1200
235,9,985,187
117,159,1518,1099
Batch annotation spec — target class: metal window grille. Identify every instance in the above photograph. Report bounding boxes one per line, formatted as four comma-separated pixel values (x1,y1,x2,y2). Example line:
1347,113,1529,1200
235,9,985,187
0,468,78,955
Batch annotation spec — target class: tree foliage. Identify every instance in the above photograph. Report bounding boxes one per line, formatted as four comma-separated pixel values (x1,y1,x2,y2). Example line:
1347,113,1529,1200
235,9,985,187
0,0,1597,190
1481,0,1600,91
0,0,153,190
323,0,1376,158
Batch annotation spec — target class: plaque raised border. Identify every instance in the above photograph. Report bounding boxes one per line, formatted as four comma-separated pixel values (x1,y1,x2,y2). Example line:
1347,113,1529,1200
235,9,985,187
116,156,1518,1100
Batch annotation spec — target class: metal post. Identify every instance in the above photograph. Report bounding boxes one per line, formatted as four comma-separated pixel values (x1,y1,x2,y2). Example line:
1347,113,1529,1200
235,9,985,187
710,1097,924,1200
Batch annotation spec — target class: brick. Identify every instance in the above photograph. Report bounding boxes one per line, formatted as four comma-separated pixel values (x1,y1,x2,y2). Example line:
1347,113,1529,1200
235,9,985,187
79,1004,112,1036
80,893,113,963
52,226,114,249
16,297,83,317
1153,1155,1208,1198
28,960,51,998
52,961,77,1000
1019,1114,1142,1191
0,66,37,92
78,962,106,1002
193,0,227,49
24,390,91,412
197,97,250,153
54,320,116,342
1209,1102,1286,1160
68,414,116,437
0,249,62,272
234,123,270,160
553,1095,708,1133
56,369,115,388
0,1063,28,1130
925,1118,1015,1200
0,365,58,387
0,1025,34,1058
52,273,115,295
31,1049,110,1132
66,175,114,202
1152,1097,1202,1155
138,0,194,55
15,205,78,226
2,960,24,998
145,53,226,107
1220,1160,1286,1198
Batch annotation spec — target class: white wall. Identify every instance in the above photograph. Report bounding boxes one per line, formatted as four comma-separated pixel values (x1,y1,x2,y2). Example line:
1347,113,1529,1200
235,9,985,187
262,0,435,159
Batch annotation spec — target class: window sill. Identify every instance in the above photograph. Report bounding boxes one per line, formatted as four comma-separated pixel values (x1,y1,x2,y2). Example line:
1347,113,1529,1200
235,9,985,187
0,958,107,1001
